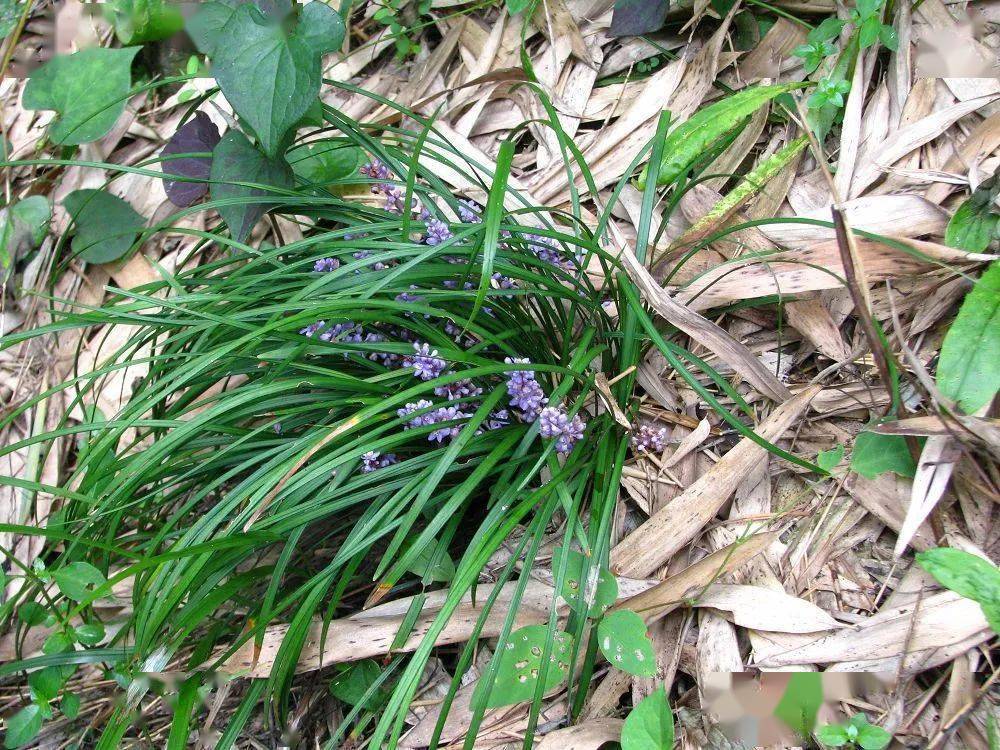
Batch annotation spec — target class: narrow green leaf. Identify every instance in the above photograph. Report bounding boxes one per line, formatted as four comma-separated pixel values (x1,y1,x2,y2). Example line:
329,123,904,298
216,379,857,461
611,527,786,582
937,261,1000,413
597,609,656,677
638,83,801,187
621,686,674,750
22,47,140,145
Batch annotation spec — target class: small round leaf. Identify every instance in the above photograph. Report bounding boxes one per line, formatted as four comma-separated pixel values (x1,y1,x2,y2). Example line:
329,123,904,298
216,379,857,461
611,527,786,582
487,625,573,708
597,609,656,677
622,686,674,750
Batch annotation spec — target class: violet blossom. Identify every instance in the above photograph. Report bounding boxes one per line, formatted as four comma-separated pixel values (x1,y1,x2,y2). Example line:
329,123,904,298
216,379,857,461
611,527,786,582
504,357,546,421
403,342,447,380
425,218,453,246
314,257,340,272
631,424,668,454
538,405,586,455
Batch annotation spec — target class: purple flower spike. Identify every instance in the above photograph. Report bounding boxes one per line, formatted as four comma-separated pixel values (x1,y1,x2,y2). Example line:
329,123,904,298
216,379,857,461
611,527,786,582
426,405,471,443
538,405,586,455
504,357,546,421
458,199,483,223
300,320,326,337
398,399,435,428
486,408,509,430
492,272,517,289
383,186,407,214
425,218,453,246
361,159,391,182
403,342,447,380
314,257,340,273
395,287,423,304
361,450,398,473
631,424,668,454
434,378,483,401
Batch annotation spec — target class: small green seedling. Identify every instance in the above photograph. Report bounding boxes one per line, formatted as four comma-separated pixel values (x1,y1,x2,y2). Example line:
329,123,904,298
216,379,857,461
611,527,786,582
815,713,892,749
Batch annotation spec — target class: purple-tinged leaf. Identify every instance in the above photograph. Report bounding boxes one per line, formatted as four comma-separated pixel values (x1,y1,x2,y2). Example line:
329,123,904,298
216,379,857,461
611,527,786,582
161,111,222,207
609,0,670,37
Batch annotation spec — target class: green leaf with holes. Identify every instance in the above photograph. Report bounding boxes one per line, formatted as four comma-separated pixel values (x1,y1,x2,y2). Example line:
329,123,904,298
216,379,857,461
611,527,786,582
622,686,674,750
64,190,145,264
553,546,618,617
22,47,140,145
487,625,573,707
937,261,1000,414
597,609,656,677
52,561,107,602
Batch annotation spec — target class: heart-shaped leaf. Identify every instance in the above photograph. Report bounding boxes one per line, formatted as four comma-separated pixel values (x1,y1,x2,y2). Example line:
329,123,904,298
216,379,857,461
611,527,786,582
937,261,1000,414
106,0,184,44
597,609,656,677
487,625,573,707
22,47,140,145
52,561,107,602
64,190,145,264
553,546,618,617
1,195,50,281
622,686,674,750
946,195,999,252
850,430,917,479
288,140,363,185
210,2,343,158
161,111,223,207
209,130,293,242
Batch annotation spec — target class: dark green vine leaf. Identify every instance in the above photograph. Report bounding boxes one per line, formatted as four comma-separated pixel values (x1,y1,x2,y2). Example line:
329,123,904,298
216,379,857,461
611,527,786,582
937,261,1000,413
597,609,656,677
209,2,344,157
609,0,671,38
850,431,916,479
161,111,222,207
105,0,183,45
487,625,573,707
946,193,999,253
22,47,140,145
622,686,674,750
329,660,385,709
64,190,145,264
638,83,800,188
209,130,293,242
917,547,1000,633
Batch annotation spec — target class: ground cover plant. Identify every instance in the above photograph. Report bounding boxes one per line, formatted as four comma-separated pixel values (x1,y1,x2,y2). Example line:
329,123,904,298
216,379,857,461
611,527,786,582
1,0,999,748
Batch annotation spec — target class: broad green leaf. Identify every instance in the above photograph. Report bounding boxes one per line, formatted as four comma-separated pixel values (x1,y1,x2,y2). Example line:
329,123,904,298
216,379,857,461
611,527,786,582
209,130,293,242
0,195,50,281
74,622,106,646
288,141,364,185
553,546,618,617
296,0,346,56
28,666,68,703
808,16,846,43
916,547,1000,633
597,609,656,677
622,686,674,750
815,723,850,747
0,0,23,38
22,47,139,145
404,543,455,583
638,83,801,188
64,190,145,264
61,692,81,721
329,660,384,709
609,0,671,38
946,195,999,252
487,625,573,707
18,602,47,626
816,444,844,473
106,0,183,44
774,672,822,737
52,561,107,602
4,704,42,749
186,0,239,54
42,630,73,655
857,723,892,750
850,431,916,479
210,3,337,157
937,261,1000,413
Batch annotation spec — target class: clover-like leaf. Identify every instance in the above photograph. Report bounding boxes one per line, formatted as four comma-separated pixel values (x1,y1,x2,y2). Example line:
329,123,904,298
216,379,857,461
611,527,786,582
161,111,223,207
622,686,674,750
64,190,145,264
52,561,107,602
553,546,618,617
487,625,573,707
597,609,656,677
22,47,140,145
209,130,293,242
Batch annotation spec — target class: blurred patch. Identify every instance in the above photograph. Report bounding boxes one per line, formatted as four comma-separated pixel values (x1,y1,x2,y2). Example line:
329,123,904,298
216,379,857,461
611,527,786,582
702,672,897,747
914,7,999,78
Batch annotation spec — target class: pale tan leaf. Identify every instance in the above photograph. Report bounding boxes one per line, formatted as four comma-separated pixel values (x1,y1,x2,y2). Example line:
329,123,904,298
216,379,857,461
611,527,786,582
536,718,624,750
693,584,841,633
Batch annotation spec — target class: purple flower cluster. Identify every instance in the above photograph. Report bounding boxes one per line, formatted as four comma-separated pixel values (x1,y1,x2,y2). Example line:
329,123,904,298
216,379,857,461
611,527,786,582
425,218,453,246
403,342,447,380
492,272,517,289
314,257,340,272
397,399,470,443
360,450,398,473
538,405,586,455
395,287,423,304
504,357,546,421
300,320,326,337
434,378,483,401
631,424,667,454
458,199,482,223
526,234,574,270
361,159,391,182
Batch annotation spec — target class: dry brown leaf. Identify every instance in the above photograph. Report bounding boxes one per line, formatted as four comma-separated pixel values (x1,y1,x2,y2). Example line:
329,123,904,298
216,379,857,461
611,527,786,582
535,718,624,750
693,584,841,633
